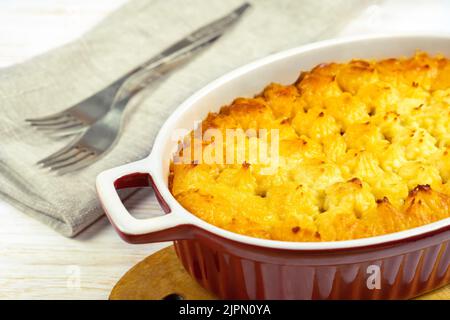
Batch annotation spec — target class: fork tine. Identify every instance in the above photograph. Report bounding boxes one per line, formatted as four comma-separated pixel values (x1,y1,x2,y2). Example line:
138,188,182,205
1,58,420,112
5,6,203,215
36,142,78,165
56,153,98,175
40,148,82,168
32,121,85,131
25,112,70,123
46,127,86,138
27,117,71,125
29,117,78,126
49,151,93,171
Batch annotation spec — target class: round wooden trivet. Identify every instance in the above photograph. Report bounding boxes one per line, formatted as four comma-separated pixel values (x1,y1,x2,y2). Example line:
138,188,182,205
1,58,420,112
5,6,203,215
109,245,216,300
109,245,449,300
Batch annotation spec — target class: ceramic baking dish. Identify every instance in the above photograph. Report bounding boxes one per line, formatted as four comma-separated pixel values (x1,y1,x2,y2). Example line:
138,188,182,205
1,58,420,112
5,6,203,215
97,34,450,299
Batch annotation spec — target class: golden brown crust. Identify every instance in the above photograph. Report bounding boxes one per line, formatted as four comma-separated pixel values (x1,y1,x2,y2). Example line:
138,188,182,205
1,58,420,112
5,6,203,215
170,52,450,242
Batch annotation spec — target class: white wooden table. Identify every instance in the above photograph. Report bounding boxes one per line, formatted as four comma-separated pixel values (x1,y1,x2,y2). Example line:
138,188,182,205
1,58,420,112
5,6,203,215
0,0,448,299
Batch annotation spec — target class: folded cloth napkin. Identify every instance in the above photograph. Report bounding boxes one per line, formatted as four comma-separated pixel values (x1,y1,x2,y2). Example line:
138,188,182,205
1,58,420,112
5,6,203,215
0,0,371,237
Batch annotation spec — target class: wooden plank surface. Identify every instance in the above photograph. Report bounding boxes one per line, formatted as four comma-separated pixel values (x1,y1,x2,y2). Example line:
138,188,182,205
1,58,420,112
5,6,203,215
0,189,169,299
0,0,127,67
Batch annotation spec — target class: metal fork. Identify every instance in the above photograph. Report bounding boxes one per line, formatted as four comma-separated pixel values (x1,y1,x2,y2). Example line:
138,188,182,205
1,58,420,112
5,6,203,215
26,3,250,136
37,3,250,173
37,63,176,174
25,76,126,135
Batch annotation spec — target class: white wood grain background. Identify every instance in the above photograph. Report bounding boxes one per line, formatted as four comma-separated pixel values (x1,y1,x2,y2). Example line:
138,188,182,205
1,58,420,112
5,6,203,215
0,0,448,300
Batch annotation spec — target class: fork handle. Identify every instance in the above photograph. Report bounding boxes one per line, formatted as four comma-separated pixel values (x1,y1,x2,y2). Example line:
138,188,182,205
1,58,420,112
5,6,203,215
115,36,220,103
102,3,250,107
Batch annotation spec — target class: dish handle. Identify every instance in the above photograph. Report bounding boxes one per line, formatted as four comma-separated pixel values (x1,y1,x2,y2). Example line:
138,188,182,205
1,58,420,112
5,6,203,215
96,159,192,244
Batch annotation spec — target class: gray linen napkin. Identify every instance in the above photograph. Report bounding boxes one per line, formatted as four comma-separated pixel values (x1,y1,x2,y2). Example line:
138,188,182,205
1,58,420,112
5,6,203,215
0,0,372,237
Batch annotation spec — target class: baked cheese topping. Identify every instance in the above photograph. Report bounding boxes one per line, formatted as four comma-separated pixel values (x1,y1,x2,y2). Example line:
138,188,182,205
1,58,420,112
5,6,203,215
170,52,450,242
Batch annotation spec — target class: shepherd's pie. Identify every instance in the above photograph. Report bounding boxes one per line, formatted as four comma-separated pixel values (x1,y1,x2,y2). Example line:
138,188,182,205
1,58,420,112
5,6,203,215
170,52,450,242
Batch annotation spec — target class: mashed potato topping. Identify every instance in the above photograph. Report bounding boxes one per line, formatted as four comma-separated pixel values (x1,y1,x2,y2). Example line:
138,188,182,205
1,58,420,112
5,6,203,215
170,52,450,242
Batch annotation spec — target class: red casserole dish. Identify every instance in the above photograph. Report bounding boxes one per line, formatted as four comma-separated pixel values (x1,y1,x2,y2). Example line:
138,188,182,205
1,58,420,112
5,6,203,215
97,34,450,299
